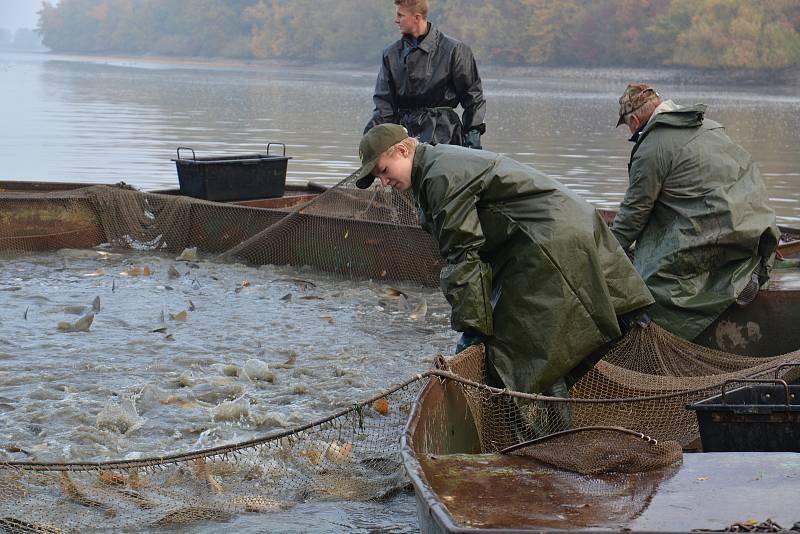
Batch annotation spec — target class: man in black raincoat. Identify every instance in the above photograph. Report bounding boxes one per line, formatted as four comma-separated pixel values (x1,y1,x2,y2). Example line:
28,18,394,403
352,124,654,396
612,84,780,341
364,0,486,149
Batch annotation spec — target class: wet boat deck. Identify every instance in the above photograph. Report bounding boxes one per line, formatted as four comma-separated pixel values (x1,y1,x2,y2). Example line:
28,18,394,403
421,451,800,532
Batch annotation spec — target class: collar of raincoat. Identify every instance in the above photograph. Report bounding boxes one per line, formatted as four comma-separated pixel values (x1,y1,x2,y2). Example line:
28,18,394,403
410,143,429,200
630,100,706,142
403,22,437,54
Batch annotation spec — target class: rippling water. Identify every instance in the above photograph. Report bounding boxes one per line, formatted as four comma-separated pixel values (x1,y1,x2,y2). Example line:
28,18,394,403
1,51,799,223
0,249,451,532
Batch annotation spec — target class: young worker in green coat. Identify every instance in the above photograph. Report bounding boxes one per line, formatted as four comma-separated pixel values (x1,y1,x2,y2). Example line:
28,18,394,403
353,124,654,395
613,84,780,341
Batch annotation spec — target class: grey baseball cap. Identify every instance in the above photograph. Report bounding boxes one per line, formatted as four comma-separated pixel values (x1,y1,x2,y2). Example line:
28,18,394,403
354,124,409,189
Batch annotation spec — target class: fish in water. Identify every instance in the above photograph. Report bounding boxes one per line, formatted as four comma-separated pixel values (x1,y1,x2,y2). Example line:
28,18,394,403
169,310,188,321
384,287,408,299
229,495,293,513
409,298,427,321
175,247,199,262
168,265,181,278
274,278,317,291
58,313,94,333
271,352,297,369
325,441,354,464
92,296,101,312
372,398,390,416
0,517,66,534
119,266,152,277
188,300,196,311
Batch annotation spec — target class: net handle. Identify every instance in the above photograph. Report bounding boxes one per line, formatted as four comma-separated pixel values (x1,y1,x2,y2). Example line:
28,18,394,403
721,378,790,408
499,426,658,455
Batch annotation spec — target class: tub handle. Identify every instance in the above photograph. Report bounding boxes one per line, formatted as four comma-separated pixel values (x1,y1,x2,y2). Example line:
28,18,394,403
176,147,196,161
266,143,286,157
721,378,790,408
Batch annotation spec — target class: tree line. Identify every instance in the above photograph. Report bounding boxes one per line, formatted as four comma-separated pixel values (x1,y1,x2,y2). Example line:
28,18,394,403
37,0,800,70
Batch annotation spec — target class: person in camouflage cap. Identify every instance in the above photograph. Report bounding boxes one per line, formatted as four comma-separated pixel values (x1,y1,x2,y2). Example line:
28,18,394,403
616,83,660,127
612,83,780,341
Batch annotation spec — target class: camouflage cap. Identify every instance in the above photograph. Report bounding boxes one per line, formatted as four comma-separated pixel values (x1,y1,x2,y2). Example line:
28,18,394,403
354,123,410,189
616,83,660,127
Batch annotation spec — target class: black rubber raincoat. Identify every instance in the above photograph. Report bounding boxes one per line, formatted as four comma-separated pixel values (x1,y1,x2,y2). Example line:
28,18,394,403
612,103,779,341
364,23,486,146
411,144,654,394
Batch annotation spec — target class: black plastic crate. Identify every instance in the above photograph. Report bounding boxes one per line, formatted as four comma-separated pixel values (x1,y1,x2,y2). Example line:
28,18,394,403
172,144,290,201
687,378,800,452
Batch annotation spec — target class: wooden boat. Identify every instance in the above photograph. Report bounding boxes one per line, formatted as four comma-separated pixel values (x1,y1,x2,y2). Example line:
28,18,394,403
402,288,800,534
1,181,798,290
402,374,800,534
0,180,311,252
0,180,443,285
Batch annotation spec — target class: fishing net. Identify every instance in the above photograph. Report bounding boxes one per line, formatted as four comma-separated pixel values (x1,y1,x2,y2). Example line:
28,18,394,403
501,427,683,475
439,324,800,455
0,181,443,286
2,177,800,531
0,379,427,533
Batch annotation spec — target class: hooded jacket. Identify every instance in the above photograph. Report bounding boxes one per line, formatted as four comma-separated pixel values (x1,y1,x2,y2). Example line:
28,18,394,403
364,23,486,145
612,103,779,341
411,143,654,394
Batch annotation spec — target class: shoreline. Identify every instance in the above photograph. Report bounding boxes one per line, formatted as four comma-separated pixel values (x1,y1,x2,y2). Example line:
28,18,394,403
14,49,799,87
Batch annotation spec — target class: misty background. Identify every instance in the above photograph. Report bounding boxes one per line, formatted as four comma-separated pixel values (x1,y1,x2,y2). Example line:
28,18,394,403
2,1,799,70
0,0,45,50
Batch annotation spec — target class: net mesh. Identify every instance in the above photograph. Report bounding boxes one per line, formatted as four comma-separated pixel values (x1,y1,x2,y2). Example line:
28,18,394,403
441,325,800,453
2,179,800,531
0,182,442,286
502,427,683,475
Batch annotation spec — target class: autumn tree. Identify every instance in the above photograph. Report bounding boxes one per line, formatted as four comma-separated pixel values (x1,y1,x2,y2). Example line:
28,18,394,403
652,0,800,68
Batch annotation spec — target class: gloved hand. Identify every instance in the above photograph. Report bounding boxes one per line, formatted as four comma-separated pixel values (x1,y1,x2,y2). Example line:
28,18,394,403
456,331,487,353
463,129,482,150
618,310,652,334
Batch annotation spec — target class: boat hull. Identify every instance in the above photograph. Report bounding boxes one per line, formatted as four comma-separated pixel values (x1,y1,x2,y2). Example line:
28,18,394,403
402,339,800,533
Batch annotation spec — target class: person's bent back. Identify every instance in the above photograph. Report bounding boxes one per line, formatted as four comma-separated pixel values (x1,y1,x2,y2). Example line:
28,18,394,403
612,84,780,341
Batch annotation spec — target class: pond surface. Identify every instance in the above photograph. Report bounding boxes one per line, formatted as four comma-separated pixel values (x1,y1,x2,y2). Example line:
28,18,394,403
0,249,451,532
1,51,799,223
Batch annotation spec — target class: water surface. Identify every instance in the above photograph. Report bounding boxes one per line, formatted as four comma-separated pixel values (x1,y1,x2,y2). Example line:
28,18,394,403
1,51,799,223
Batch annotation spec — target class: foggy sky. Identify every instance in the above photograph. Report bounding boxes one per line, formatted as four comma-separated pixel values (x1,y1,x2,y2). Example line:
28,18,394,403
0,0,43,31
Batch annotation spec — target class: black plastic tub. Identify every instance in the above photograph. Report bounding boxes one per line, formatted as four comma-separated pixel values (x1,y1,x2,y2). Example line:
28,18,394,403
172,144,290,201
687,378,800,452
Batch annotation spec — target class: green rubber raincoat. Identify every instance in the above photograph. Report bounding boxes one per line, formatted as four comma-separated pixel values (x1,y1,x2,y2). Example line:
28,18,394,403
612,103,779,341
411,144,654,394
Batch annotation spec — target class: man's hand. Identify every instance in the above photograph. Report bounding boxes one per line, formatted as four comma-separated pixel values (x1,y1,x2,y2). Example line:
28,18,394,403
456,331,487,353
463,129,482,150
